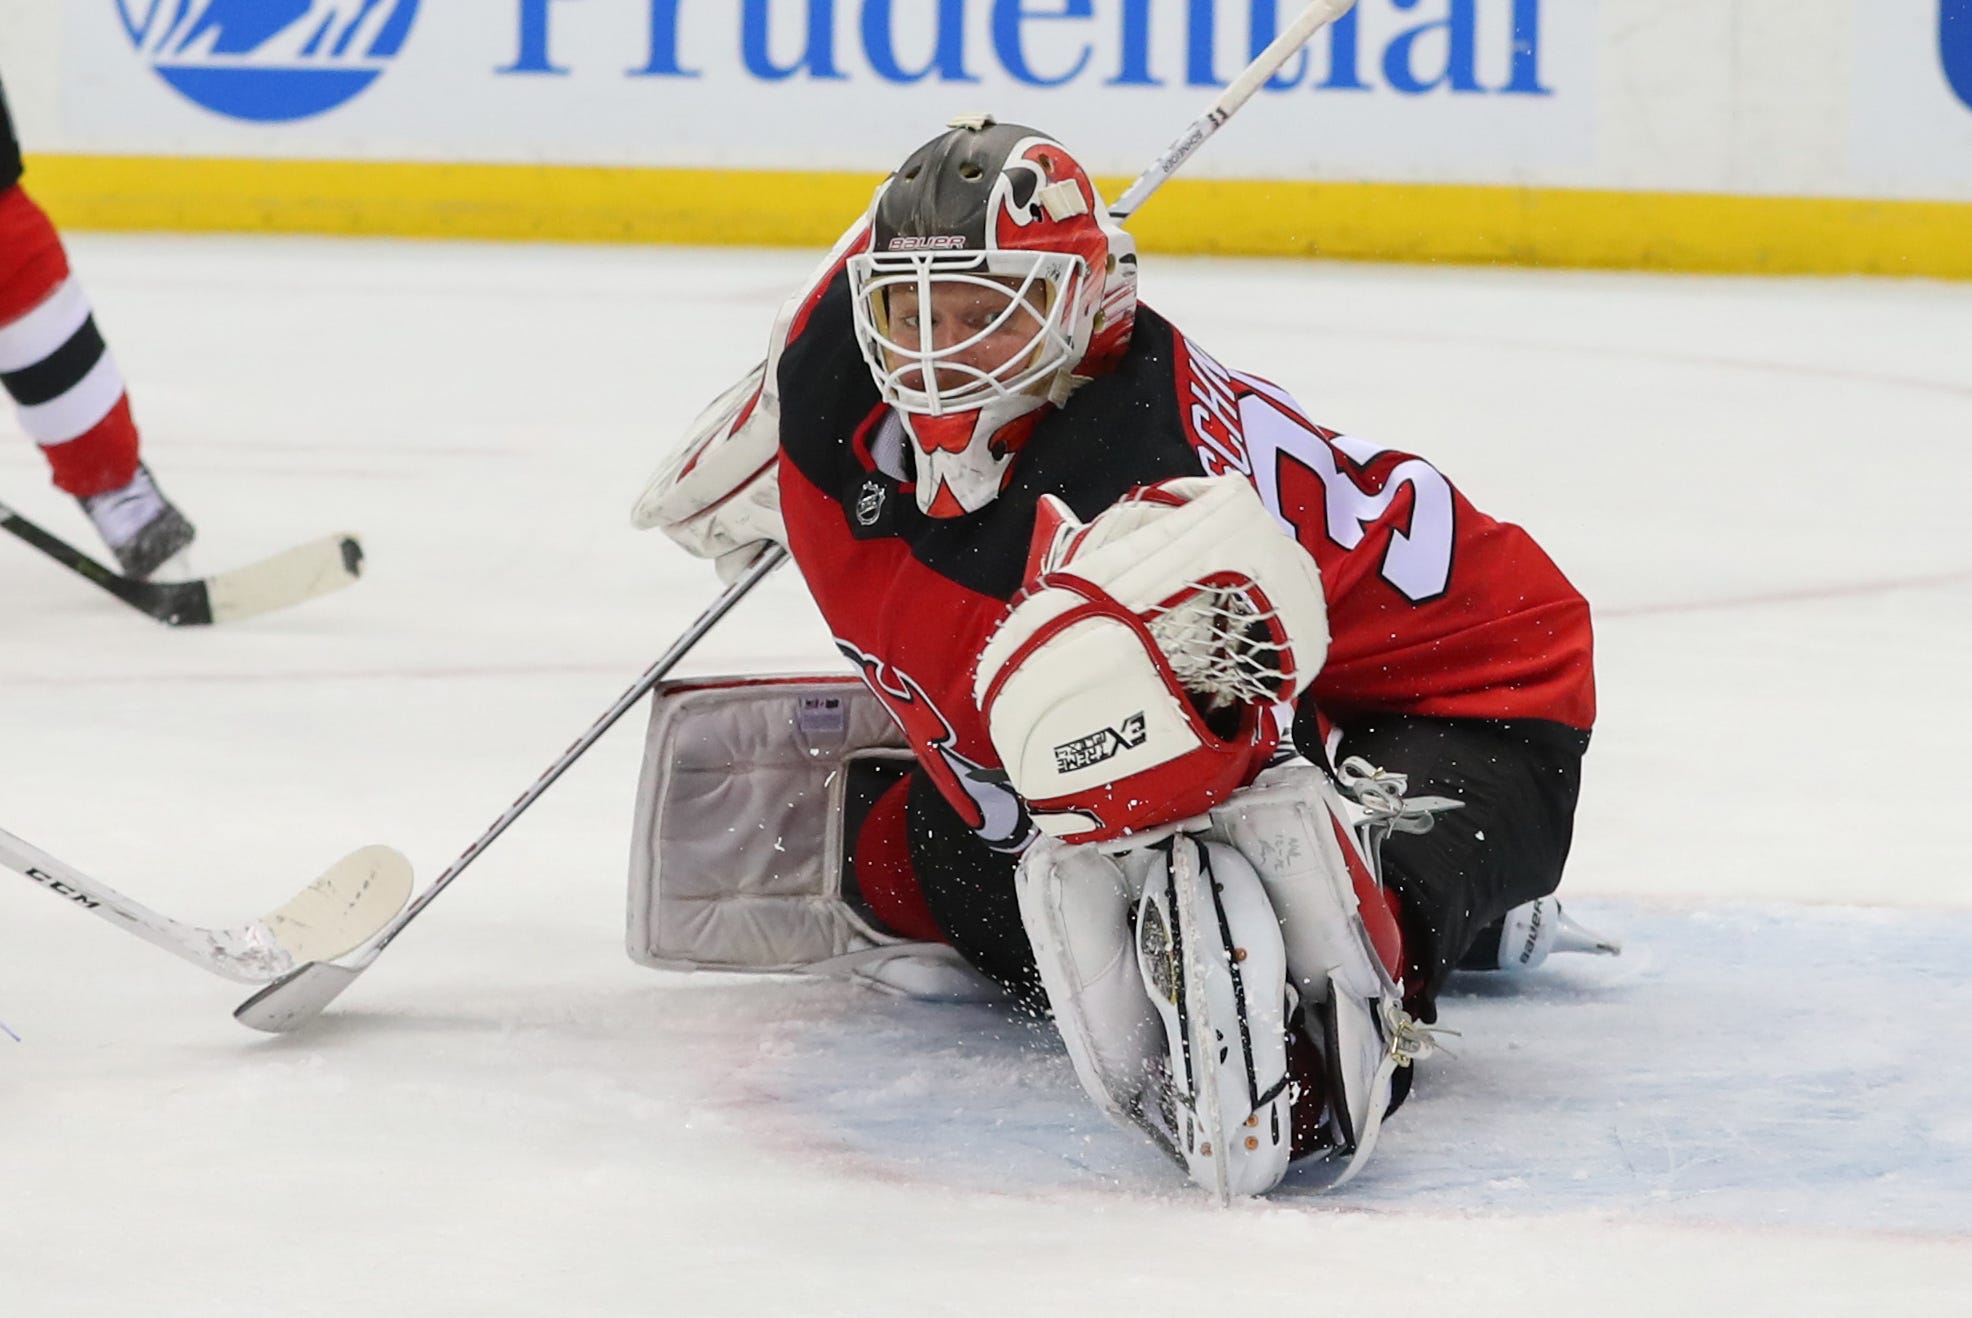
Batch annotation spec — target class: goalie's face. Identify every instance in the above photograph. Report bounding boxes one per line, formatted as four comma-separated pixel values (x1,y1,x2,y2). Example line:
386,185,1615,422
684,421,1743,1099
852,254,1077,413
846,120,1139,518
848,250,1083,518
880,276,1049,398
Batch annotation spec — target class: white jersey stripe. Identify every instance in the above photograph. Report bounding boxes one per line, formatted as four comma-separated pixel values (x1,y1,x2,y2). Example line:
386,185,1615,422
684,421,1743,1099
0,276,92,374
19,349,126,444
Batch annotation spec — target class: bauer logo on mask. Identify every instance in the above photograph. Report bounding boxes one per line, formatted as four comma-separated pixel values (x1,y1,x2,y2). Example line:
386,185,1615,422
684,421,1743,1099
115,0,421,124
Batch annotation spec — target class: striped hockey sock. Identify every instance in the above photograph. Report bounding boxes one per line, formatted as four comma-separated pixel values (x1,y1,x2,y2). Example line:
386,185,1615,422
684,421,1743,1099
0,183,141,499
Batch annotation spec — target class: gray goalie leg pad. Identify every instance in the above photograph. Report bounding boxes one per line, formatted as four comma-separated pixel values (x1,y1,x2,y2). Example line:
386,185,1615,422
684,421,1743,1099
626,675,996,1000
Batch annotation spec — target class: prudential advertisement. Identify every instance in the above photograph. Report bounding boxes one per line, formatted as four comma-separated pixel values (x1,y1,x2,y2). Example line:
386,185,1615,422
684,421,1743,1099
64,1,1598,185
1853,2,1972,194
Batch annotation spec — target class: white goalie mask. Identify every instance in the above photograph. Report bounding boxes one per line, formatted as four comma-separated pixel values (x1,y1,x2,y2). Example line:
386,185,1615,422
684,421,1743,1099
846,115,1138,519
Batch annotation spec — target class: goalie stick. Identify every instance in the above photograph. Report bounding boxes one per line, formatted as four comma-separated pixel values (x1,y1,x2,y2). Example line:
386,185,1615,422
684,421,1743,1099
0,498,364,626
234,0,1362,1034
1107,0,1358,222
0,826,412,985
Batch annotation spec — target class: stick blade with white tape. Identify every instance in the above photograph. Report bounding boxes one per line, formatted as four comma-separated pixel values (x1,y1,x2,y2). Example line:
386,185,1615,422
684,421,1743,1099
233,847,413,1029
260,844,412,965
1,829,412,984
0,499,364,626
205,534,365,624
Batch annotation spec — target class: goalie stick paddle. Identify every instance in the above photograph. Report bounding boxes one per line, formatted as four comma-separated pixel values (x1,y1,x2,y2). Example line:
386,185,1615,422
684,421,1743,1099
233,544,791,1032
0,498,364,626
0,826,412,985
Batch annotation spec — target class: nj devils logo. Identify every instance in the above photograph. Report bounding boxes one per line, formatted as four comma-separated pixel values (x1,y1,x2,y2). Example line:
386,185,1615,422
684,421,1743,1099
836,641,1034,852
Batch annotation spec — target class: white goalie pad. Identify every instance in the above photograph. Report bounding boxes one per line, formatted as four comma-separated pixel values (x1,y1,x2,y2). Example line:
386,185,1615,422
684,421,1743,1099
1019,761,1440,1198
1015,841,1165,1136
1137,834,1296,1200
1201,763,1435,1191
627,674,993,999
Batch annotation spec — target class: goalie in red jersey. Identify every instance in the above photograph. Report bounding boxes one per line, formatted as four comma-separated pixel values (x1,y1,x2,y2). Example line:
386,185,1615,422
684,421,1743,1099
634,115,1613,1198
2,75,195,579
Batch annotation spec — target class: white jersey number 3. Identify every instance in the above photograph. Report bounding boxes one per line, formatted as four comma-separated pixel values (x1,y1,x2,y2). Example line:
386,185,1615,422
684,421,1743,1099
1244,395,1456,604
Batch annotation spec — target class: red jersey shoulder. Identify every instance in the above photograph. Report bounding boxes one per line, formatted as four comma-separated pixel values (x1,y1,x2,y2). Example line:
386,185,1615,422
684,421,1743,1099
1168,329,1595,730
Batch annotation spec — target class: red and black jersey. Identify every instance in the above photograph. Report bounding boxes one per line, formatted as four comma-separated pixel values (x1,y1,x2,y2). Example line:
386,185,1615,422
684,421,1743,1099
777,271,1594,849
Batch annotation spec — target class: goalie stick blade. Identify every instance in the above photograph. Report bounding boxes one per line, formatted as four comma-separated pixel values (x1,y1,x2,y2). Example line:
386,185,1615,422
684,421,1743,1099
234,961,364,1034
260,845,411,965
204,534,364,625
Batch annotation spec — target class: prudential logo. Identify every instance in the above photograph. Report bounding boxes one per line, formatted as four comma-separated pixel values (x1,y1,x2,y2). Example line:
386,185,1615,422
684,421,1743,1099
115,1,420,123
1945,0,1972,112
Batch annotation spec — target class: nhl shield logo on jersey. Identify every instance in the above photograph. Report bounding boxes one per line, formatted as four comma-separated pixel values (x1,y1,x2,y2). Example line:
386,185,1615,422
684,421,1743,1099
854,478,886,528
115,1,421,123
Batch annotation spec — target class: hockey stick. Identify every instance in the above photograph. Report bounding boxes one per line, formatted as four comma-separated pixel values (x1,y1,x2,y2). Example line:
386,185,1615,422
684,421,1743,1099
0,498,364,626
0,826,412,984
233,544,790,1031
235,0,1357,1033
1108,0,1359,222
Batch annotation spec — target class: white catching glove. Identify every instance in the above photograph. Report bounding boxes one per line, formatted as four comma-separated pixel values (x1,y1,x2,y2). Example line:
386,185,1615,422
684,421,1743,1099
631,361,785,583
972,475,1330,844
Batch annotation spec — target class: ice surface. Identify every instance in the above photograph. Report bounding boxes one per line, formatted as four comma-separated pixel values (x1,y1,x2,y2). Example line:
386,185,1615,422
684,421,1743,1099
2,236,1969,1316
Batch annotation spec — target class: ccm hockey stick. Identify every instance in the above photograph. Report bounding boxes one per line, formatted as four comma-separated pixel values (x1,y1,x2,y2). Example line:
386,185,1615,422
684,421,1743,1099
0,826,411,984
235,0,1360,1034
0,497,364,626
233,544,790,1031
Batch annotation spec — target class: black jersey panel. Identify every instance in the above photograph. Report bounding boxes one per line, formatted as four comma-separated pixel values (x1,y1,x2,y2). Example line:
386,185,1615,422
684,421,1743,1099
776,270,883,494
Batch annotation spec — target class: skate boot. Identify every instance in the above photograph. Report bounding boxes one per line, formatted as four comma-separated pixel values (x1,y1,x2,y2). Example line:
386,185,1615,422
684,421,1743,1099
78,464,196,579
1459,896,1622,973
